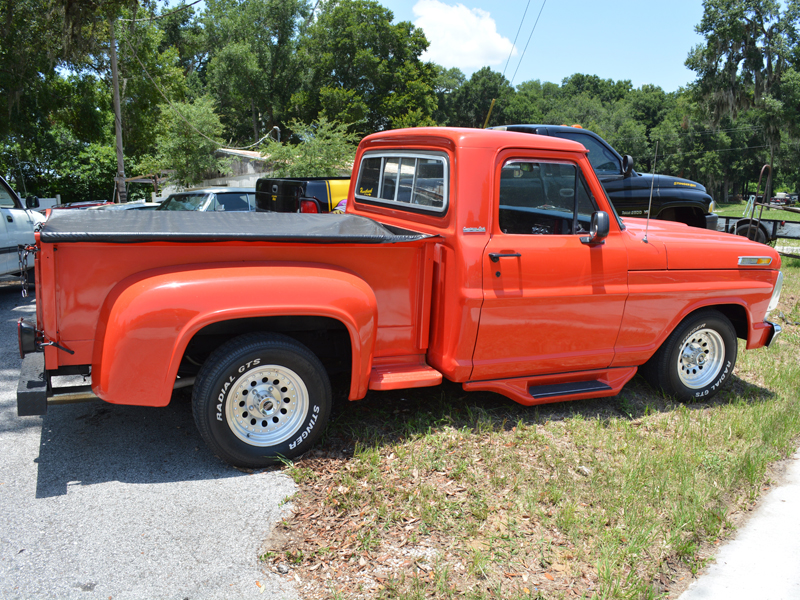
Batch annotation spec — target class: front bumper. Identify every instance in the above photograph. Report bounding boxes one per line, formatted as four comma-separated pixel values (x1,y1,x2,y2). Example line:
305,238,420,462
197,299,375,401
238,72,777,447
765,320,782,348
747,319,783,350
705,212,719,231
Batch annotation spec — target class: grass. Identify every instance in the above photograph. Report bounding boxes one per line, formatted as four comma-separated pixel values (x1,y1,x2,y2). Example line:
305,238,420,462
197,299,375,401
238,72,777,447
263,256,800,600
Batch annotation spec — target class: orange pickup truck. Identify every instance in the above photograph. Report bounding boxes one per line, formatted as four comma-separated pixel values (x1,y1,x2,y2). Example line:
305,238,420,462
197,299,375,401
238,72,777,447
17,128,783,468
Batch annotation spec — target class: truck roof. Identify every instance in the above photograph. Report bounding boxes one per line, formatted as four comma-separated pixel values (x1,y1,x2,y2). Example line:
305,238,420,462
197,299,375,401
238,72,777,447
361,127,589,154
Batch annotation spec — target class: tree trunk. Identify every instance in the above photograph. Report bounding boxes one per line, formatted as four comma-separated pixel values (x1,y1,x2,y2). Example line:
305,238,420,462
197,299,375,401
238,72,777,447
252,100,259,142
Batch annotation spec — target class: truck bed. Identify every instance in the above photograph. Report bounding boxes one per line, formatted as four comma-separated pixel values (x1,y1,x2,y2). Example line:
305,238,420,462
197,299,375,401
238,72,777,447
40,211,428,244
36,211,436,377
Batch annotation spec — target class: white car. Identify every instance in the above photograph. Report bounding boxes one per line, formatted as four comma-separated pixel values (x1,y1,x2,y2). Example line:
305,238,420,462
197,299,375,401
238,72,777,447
0,175,46,277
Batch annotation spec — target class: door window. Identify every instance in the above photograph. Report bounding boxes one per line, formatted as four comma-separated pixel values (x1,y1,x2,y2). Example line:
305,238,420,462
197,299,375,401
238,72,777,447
0,179,19,208
498,161,598,235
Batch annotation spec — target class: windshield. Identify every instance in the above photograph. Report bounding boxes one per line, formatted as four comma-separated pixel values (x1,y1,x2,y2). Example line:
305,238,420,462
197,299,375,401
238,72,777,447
157,193,213,211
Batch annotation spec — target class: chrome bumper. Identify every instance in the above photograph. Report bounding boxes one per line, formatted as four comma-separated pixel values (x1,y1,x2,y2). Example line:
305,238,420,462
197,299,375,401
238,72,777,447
765,320,782,348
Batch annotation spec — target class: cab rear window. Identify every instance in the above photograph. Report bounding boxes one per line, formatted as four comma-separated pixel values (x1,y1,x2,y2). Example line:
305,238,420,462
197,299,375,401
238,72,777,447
355,152,448,213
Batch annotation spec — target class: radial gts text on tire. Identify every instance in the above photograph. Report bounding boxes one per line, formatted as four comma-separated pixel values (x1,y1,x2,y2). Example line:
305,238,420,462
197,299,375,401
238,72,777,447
640,309,738,402
192,333,332,468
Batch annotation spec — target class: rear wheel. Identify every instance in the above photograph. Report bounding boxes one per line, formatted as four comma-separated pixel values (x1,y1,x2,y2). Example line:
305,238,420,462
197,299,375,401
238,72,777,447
641,310,737,401
192,333,331,468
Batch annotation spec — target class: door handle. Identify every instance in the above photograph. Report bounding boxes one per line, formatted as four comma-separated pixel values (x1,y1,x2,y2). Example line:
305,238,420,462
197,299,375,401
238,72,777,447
489,252,521,263
6,215,12,223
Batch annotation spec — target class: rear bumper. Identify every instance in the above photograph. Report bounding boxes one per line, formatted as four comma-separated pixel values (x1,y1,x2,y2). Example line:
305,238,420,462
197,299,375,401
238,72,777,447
17,352,47,416
17,353,97,416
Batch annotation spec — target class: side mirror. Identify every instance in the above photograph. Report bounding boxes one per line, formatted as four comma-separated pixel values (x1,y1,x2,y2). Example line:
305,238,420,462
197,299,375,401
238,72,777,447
25,195,39,209
622,155,634,177
581,211,610,245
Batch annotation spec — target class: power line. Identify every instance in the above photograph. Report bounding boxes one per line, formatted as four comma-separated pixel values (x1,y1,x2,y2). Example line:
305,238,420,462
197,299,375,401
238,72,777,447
649,144,770,160
606,125,765,144
509,0,547,87
119,0,203,22
502,0,532,80
122,36,272,151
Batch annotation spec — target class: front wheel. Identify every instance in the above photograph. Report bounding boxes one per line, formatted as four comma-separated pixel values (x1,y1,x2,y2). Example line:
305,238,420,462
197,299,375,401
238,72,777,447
192,333,332,468
641,310,737,401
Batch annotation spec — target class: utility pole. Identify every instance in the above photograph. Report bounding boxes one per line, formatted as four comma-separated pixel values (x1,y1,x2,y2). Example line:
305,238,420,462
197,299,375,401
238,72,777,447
109,15,127,203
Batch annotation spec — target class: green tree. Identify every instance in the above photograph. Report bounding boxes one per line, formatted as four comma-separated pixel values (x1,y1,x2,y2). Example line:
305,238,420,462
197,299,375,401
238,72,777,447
116,14,189,159
263,117,358,177
292,0,438,133
431,66,465,125
687,0,800,192
449,67,513,128
203,0,309,144
147,95,226,187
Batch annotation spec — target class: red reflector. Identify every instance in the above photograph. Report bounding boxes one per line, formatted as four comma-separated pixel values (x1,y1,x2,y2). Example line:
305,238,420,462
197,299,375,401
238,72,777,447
300,199,319,213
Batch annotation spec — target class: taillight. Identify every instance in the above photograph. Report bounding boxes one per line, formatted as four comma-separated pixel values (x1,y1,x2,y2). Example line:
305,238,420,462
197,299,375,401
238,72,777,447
300,199,319,213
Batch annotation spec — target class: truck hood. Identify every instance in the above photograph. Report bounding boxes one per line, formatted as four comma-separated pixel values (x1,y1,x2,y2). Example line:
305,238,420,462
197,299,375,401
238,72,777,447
622,217,780,271
627,172,708,194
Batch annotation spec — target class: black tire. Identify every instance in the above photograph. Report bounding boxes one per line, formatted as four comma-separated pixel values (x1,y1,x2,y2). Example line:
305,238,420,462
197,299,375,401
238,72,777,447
192,333,332,468
735,223,768,244
640,310,737,402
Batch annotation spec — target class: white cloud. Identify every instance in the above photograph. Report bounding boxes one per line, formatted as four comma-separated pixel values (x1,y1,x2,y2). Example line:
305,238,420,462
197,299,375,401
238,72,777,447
412,0,516,72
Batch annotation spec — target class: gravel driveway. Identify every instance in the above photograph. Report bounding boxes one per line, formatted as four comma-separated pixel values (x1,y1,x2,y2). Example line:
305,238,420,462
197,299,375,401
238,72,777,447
0,280,298,599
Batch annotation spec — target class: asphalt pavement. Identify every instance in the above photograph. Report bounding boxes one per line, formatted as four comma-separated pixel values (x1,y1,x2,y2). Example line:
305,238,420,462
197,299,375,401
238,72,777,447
0,279,298,600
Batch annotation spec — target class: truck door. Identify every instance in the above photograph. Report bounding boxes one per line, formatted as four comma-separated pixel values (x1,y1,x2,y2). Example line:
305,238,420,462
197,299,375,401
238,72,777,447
471,158,628,380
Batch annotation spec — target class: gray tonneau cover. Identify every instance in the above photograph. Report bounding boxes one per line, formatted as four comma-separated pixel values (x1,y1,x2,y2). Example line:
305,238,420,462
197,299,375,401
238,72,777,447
39,211,429,244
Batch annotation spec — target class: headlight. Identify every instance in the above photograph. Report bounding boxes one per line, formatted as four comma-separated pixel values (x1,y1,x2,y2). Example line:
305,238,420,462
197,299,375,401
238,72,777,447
767,271,783,315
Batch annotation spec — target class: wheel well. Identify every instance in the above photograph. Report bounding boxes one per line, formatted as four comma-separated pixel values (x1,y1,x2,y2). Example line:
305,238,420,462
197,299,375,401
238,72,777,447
643,303,748,371
698,304,749,340
656,206,706,228
180,316,353,381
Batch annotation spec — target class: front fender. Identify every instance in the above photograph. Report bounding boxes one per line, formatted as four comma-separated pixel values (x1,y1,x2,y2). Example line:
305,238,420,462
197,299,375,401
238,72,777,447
92,262,378,407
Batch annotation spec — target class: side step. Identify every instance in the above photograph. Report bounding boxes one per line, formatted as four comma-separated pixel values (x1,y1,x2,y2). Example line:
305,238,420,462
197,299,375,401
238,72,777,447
369,362,443,391
463,367,637,406
529,380,611,400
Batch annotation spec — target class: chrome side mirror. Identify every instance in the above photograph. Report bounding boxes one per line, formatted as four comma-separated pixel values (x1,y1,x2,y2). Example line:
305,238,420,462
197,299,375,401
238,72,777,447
581,211,610,245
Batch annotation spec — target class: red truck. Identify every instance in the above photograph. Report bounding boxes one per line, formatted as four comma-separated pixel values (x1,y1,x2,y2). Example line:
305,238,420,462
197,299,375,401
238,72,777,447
17,128,783,468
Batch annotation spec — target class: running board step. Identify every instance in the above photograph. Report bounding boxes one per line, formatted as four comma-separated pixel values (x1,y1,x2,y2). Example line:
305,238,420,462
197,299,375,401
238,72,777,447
528,380,611,400
369,363,443,391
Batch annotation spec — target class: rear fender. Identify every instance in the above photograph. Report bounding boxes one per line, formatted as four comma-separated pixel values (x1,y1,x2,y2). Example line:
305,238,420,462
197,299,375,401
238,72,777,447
92,262,378,407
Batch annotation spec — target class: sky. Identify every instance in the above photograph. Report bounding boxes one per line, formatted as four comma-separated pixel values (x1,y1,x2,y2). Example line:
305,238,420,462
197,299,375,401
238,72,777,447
376,0,708,92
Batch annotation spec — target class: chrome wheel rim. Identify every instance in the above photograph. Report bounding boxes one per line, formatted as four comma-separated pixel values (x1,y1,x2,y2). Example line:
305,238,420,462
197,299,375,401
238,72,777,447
225,365,309,447
677,328,725,389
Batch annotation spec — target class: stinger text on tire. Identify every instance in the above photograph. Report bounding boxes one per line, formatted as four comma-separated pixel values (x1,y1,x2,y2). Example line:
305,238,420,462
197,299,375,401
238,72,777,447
192,332,332,468
640,309,737,402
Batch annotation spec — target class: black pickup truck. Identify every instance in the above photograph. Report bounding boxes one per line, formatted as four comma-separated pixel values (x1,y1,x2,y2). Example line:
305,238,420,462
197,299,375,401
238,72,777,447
492,124,718,230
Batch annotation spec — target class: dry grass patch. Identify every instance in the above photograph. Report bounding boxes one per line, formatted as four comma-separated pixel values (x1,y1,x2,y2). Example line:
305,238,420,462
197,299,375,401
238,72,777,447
262,257,800,600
